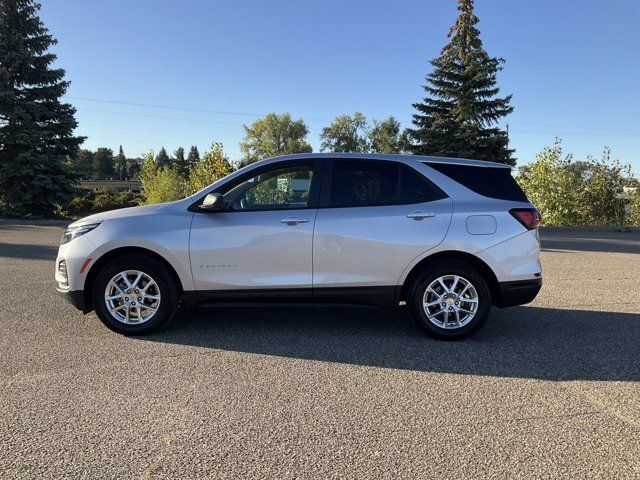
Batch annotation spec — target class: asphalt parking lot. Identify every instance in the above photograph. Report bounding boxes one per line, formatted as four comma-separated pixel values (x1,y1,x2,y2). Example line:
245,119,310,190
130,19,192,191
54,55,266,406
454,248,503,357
1,222,639,479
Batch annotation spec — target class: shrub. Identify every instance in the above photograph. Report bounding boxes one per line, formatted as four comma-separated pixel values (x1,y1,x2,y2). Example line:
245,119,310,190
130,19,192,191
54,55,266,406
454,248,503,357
188,142,233,194
64,189,142,218
517,141,634,226
629,189,640,227
140,152,189,204
516,142,581,226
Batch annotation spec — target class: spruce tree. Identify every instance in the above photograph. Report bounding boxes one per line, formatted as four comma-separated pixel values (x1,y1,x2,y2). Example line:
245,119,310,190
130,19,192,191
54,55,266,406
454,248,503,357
0,0,84,216
155,147,171,169
173,146,188,178
408,0,514,165
187,145,200,167
115,145,127,180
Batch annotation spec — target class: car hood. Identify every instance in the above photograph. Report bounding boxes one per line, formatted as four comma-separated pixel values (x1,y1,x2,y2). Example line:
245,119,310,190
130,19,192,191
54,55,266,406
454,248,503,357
68,200,188,228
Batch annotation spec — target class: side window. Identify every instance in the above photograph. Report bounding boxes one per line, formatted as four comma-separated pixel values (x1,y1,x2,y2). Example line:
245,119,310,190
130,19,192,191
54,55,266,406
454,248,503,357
329,160,399,207
223,166,313,211
400,166,447,203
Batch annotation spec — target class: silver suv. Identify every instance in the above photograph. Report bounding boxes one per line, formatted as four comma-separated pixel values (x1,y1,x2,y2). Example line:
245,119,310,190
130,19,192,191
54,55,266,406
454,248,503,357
55,154,542,339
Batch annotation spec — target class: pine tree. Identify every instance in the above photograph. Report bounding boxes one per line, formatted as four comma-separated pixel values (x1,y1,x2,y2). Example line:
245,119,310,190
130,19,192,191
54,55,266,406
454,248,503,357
173,146,188,178
155,147,171,169
187,145,200,167
115,145,127,180
0,0,84,216
408,0,514,165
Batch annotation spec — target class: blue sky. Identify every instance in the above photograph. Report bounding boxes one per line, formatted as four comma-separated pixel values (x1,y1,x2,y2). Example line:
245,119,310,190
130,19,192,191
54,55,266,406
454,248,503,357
40,0,640,173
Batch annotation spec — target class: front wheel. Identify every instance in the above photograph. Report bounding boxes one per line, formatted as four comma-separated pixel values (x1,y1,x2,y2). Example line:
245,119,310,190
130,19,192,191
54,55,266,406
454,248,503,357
92,254,179,335
408,261,491,340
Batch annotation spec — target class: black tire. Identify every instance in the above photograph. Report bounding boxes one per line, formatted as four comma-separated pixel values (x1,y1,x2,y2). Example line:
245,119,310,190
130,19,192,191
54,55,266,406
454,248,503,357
92,254,179,335
408,260,491,340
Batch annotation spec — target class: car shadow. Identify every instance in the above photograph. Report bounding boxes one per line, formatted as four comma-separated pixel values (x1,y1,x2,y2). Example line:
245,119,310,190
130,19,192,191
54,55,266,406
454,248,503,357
0,242,59,260
540,232,640,254
146,305,640,382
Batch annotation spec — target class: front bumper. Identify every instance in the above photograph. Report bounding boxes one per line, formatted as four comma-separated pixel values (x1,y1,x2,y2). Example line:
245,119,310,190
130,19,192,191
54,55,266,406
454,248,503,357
57,288,88,313
494,277,542,308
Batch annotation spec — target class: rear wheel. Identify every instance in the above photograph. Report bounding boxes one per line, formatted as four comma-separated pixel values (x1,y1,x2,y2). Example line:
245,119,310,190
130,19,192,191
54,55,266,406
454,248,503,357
92,254,179,335
408,261,491,340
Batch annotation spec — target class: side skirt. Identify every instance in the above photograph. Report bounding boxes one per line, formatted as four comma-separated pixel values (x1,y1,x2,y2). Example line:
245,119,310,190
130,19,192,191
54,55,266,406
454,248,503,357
183,286,398,309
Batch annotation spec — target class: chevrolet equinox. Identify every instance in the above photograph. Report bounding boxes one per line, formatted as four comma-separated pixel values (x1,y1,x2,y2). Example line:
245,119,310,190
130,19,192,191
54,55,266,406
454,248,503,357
56,153,542,339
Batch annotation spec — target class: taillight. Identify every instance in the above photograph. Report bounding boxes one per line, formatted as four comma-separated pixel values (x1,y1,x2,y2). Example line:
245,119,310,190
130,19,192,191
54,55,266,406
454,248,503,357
510,208,541,230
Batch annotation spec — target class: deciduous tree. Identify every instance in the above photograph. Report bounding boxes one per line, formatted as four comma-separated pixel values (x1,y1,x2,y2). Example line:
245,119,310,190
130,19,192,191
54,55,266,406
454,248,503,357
92,148,114,179
189,142,233,193
240,113,312,166
320,112,370,153
369,116,408,154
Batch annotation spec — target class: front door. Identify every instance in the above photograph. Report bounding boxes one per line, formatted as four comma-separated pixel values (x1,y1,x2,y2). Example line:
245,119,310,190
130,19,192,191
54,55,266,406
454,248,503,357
190,160,319,294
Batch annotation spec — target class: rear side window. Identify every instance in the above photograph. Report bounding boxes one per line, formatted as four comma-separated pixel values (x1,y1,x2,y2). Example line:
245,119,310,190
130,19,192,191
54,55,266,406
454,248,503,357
328,160,447,207
400,165,447,204
425,163,527,202
329,160,399,207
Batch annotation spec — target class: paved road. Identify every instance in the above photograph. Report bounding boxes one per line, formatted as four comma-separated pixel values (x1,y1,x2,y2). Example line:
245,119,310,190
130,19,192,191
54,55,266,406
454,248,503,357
1,223,639,479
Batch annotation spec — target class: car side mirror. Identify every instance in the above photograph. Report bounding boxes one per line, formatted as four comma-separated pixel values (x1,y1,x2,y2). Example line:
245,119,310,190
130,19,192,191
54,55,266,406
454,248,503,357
199,192,224,211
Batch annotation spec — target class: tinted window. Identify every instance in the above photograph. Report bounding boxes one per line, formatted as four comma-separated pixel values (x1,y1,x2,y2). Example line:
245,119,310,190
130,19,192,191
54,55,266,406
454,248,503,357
224,166,313,210
329,160,399,207
400,166,447,203
425,163,528,202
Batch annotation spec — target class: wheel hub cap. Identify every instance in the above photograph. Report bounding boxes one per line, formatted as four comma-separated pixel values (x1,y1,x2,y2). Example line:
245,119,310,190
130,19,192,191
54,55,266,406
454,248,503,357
104,270,161,324
423,275,479,330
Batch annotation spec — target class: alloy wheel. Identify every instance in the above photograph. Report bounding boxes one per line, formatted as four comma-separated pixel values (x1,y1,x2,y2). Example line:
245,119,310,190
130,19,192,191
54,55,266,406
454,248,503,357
104,270,161,324
422,275,479,329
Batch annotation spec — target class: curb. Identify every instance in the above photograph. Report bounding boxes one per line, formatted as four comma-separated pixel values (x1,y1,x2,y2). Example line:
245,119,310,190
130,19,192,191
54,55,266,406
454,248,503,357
540,226,640,234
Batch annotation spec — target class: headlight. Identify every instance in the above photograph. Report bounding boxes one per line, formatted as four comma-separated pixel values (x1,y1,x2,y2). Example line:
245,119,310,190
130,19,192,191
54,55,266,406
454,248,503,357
60,223,101,245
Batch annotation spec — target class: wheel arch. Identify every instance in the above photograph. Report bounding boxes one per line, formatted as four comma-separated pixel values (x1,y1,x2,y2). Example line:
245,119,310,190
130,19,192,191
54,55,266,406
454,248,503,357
83,246,184,312
398,250,500,305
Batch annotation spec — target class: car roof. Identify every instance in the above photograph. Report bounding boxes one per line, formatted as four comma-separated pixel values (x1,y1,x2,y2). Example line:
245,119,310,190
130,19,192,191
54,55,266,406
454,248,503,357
268,153,512,169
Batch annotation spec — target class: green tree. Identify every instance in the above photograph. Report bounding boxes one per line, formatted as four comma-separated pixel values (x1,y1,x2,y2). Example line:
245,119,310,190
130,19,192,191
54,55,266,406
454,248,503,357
320,112,370,153
139,152,187,204
516,141,581,226
127,159,141,179
92,147,114,179
577,149,629,226
369,116,408,154
115,145,127,180
187,145,200,169
408,0,514,165
629,189,640,227
70,149,94,179
155,147,171,169
172,146,189,178
0,0,84,216
240,113,312,166
189,142,233,193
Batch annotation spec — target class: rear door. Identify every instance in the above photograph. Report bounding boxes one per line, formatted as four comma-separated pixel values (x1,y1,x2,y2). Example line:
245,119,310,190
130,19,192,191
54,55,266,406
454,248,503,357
312,159,452,303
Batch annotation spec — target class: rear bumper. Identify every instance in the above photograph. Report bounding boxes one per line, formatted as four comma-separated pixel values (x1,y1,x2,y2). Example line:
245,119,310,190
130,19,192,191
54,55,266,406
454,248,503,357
494,277,542,308
57,288,88,313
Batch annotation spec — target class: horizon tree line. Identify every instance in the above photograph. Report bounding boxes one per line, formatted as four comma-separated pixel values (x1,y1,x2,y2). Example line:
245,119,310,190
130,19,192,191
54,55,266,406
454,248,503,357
0,0,600,217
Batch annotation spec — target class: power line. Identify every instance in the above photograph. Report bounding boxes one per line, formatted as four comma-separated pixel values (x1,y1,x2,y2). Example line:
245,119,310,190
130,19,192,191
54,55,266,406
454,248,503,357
78,108,245,126
67,96,640,135
66,96,332,122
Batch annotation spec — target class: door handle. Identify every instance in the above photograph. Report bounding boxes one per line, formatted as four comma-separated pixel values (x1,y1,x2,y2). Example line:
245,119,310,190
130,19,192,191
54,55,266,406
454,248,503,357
280,216,309,225
406,211,435,220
